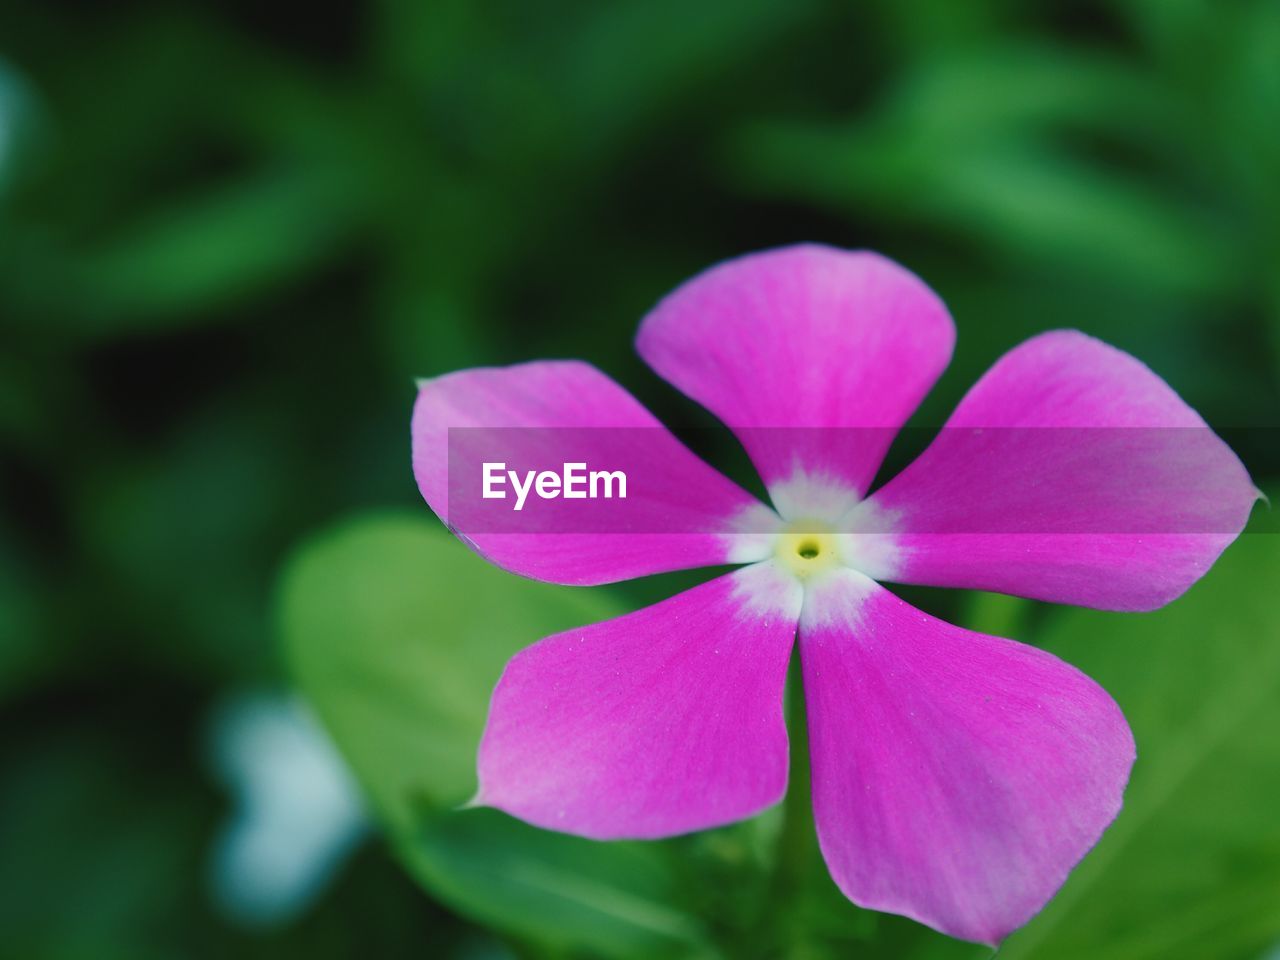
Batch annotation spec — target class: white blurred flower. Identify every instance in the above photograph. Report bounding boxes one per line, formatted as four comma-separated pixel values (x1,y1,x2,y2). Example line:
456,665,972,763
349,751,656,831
208,692,367,927
0,59,37,194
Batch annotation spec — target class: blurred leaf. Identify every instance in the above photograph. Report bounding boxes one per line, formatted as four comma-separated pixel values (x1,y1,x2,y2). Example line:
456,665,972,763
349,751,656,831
74,167,352,333
1000,519,1280,960
877,46,1159,142
1118,0,1224,67
280,511,619,823
961,589,1031,640
0,535,49,702
0,735,190,960
281,511,709,957
555,0,817,149
80,399,295,678
408,808,705,955
730,45,1239,299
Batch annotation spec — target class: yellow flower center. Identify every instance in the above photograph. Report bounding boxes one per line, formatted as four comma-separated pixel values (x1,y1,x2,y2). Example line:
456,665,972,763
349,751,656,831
775,521,840,579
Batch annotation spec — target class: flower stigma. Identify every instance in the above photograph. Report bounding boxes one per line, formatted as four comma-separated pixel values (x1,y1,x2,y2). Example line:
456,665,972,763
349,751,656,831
775,520,841,580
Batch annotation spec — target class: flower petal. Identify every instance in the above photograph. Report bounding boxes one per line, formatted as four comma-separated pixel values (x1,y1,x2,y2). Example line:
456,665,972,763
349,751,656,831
862,330,1258,610
801,570,1135,945
412,360,772,584
636,245,955,515
476,563,802,839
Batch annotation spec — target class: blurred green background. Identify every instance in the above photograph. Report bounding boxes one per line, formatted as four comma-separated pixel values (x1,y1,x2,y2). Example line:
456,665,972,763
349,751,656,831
2,1,1279,958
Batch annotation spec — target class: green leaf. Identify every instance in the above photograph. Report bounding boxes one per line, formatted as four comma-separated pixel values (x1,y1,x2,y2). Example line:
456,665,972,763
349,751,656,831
0,534,50,703
728,45,1239,300
406,808,705,953
1000,518,1280,960
961,590,1031,640
279,510,616,823
76,167,350,333
281,511,709,957
556,0,818,146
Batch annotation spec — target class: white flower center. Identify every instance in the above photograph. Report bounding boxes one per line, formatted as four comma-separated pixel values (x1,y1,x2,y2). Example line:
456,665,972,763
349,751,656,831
722,469,905,593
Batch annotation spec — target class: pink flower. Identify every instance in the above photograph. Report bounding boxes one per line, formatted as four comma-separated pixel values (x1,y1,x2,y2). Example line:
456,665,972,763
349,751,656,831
410,245,1258,944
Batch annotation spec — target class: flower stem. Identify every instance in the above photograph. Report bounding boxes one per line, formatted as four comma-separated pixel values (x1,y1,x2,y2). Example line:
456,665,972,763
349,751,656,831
768,652,815,936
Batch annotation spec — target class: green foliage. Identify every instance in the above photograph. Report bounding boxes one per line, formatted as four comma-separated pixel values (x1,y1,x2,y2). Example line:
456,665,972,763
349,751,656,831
278,506,1280,960
1001,524,1280,960
281,513,710,957
2,0,1278,957
76,169,352,333
733,46,1241,298
279,512,606,821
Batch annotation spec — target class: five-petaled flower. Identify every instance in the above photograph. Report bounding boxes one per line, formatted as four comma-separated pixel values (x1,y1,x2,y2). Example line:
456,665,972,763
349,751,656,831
411,245,1258,945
